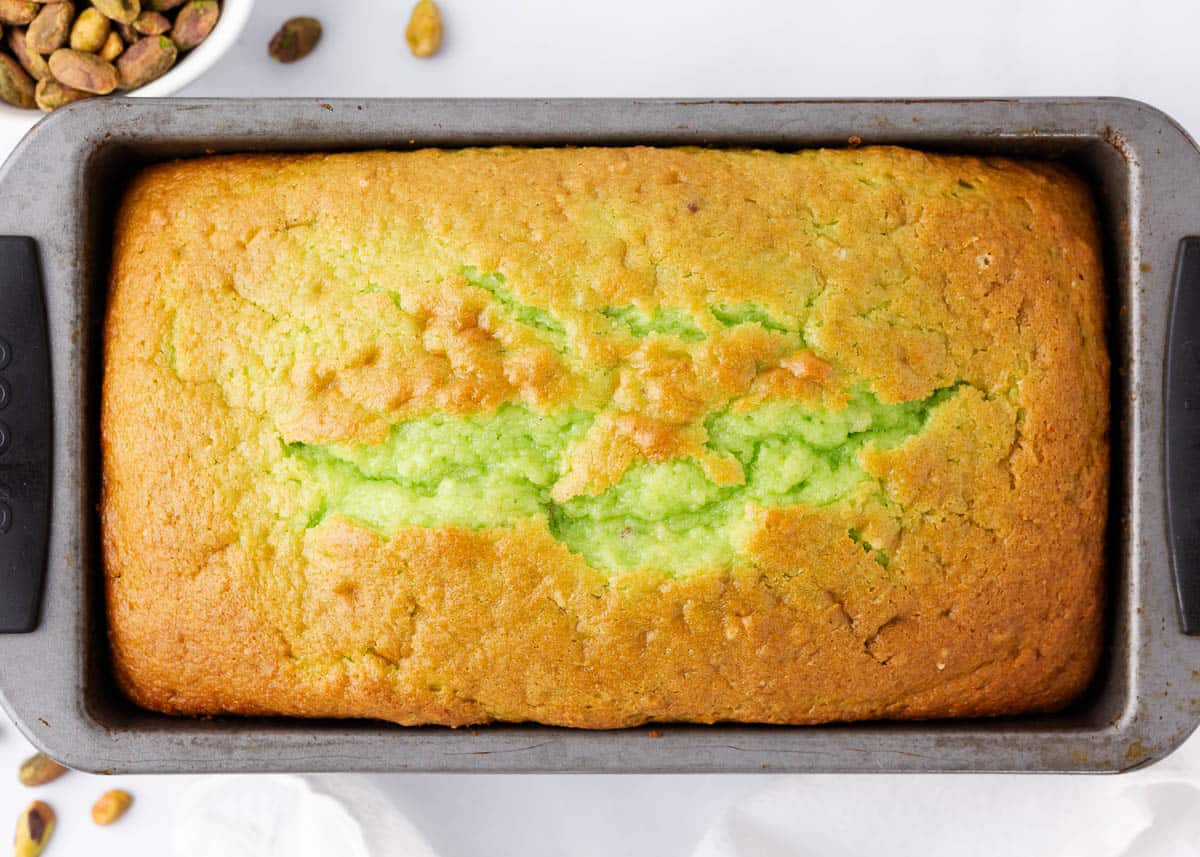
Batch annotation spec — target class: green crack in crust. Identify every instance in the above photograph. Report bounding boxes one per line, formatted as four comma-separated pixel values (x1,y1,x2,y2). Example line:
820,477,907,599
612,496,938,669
288,386,958,574
463,267,567,339
600,305,706,341
464,267,799,344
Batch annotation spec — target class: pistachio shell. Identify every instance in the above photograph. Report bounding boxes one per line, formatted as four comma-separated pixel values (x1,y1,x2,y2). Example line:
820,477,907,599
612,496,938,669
48,47,117,93
25,2,74,54
0,50,35,106
69,6,110,52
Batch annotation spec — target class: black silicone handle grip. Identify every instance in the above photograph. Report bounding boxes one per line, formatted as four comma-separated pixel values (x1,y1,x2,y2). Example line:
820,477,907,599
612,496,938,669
1168,237,1200,635
0,237,51,633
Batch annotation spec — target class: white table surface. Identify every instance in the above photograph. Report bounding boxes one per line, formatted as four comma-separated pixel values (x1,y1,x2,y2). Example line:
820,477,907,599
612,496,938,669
3,0,1200,854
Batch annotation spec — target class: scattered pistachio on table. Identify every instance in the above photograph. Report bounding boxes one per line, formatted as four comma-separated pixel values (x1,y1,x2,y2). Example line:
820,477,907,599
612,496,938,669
0,0,221,109
405,0,442,58
13,801,54,857
90,789,134,826
17,752,69,787
267,16,320,64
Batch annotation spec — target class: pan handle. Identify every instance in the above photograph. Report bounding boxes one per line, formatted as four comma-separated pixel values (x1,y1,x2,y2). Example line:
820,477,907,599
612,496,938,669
1167,237,1200,635
0,237,51,633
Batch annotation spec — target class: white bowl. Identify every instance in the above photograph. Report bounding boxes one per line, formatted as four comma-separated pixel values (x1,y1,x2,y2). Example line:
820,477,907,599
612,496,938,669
0,0,255,125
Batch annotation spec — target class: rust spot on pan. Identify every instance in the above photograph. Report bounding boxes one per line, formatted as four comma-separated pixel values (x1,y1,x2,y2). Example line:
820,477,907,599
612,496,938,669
1123,738,1149,763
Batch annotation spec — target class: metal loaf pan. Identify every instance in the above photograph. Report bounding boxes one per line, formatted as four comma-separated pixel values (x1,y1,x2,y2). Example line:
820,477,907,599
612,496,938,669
0,97,1198,774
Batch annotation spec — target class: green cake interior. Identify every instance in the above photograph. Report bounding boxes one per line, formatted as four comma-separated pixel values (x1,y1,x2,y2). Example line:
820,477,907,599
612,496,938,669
287,386,952,573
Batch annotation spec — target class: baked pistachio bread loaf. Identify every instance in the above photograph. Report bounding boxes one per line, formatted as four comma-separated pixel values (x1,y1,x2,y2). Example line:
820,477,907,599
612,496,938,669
102,146,1108,727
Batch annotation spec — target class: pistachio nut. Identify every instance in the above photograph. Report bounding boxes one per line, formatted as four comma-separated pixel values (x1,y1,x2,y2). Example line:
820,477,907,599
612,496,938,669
69,6,110,51
131,8,166,33
405,0,442,58
169,0,215,50
25,2,74,53
35,75,91,109
146,0,185,9
13,801,54,857
0,51,35,106
0,1,38,26
115,31,173,87
97,28,121,59
8,27,51,80
90,789,133,826
48,47,117,92
267,15,320,63
16,753,68,787
92,0,139,24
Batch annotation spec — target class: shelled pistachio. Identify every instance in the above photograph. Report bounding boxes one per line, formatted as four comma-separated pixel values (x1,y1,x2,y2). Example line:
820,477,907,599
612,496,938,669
0,1,39,26
96,27,120,59
91,789,134,826
115,31,172,87
267,15,320,63
35,74,91,108
69,6,110,51
25,2,74,53
8,26,51,79
48,47,117,92
0,50,35,105
405,0,442,58
13,801,54,857
16,753,68,788
92,0,139,24
132,8,166,33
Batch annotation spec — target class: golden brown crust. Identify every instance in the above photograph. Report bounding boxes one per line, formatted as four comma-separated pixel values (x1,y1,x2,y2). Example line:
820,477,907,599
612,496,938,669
103,146,1108,727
